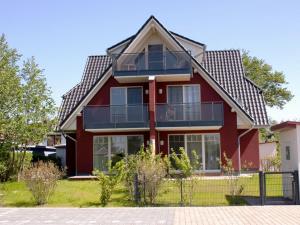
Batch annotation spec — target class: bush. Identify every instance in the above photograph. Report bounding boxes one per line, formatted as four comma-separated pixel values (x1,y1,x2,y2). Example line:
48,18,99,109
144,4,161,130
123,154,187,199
93,160,125,206
32,154,62,169
170,148,201,205
138,148,168,205
0,162,8,182
21,161,63,205
222,153,244,202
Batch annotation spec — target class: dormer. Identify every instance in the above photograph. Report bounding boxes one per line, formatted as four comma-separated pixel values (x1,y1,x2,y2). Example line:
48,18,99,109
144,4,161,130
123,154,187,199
108,17,203,83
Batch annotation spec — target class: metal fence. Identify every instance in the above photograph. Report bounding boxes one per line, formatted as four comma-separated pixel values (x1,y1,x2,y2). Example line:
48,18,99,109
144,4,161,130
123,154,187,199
133,171,299,206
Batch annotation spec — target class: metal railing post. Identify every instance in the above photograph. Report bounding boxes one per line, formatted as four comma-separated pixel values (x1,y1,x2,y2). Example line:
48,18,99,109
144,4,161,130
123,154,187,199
134,173,140,204
259,171,265,205
180,178,183,206
293,170,299,204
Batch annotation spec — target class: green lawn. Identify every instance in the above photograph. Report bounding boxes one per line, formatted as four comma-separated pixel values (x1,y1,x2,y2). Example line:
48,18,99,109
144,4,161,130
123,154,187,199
0,174,283,207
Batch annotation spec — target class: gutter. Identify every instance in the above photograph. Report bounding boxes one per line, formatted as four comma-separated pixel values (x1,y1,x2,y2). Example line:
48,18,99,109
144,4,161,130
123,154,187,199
61,131,78,176
237,126,254,173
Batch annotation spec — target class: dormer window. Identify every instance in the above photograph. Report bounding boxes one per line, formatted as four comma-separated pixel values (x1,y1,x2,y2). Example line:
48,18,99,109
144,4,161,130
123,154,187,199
148,44,163,70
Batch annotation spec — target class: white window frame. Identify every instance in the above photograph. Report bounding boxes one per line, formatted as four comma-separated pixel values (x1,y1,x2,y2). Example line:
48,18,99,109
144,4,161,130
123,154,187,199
110,86,144,123
167,84,201,121
167,133,221,172
93,135,144,171
166,84,201,104
110,86,144,106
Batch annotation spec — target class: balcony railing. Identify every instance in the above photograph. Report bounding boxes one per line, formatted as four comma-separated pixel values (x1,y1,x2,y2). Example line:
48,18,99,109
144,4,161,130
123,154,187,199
156,102,224,127
112,51,192,76
83,104,149,130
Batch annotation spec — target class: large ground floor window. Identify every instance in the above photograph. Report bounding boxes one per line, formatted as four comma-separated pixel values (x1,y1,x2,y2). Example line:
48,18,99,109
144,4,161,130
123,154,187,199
93,135,144,171
169,134,220,171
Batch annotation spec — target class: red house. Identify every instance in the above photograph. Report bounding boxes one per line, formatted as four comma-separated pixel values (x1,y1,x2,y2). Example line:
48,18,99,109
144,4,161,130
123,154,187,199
58,16,268,176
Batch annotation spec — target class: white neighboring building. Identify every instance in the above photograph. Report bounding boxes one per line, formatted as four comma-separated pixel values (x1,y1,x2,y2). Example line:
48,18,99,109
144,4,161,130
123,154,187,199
271,121,300,199
259,142,277,170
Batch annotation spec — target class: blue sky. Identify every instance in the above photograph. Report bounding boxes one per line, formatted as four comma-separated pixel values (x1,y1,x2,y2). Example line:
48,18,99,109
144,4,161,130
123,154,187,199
1,0,299,122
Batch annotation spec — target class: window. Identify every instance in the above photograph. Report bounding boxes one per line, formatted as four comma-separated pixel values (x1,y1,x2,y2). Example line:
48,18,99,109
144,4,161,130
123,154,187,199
168,134,220,171
111,87,143,122
93,135,144,171
205,135,220,170
148,44,163,70
167,85,200,121
286,146,291,160
187,135,203,170
93,136,109,171
47,135,61,146
169,135,185,155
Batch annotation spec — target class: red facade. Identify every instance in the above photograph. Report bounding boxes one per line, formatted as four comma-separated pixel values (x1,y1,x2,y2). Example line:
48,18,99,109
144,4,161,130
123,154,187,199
65,72,259,175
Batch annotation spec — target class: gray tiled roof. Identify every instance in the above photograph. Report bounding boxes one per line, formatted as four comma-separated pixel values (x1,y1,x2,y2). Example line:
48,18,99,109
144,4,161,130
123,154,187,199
58,50,268,127
202,50,268,126
58,55,111,127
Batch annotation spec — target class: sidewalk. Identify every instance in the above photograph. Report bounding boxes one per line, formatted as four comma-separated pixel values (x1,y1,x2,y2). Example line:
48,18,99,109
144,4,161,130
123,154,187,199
0,206,299,225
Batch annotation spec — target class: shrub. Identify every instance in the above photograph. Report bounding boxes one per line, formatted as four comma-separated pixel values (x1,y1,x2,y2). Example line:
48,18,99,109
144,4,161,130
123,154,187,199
32,154,62,169
222,153,244,203
123,146,168,205
21,161,63,205
136,147,168,205
170,148,201,205
93,160,125,206
260,153,281,172
0,162,8,182
123,154,139,201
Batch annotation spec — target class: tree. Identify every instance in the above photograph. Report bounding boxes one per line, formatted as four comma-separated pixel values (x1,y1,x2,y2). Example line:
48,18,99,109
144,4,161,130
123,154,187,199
0,34,56,180
242,51,293,109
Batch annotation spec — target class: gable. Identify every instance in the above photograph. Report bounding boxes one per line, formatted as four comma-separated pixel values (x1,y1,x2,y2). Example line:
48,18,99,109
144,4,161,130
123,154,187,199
58,16,268,130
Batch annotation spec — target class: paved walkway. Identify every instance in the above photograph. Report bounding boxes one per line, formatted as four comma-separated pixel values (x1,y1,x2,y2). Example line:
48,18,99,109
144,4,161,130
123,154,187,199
0,206,300,225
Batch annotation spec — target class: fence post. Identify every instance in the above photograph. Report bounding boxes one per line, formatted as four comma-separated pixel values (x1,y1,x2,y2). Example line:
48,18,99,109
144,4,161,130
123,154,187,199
180,178,183,206
134,173,140,204
293,170,299,204
259,171,265,205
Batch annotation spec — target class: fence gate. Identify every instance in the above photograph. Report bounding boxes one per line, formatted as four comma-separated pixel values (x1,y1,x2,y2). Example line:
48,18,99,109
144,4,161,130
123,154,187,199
262,171,299,205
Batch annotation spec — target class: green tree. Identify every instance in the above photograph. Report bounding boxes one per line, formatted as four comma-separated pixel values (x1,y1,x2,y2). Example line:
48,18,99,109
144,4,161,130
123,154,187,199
242,51,293,109
0,34,56,180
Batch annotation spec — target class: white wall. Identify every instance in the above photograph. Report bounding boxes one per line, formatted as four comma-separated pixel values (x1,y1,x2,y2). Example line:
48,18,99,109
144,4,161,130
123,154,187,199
259,142,277,170
278,126,300,199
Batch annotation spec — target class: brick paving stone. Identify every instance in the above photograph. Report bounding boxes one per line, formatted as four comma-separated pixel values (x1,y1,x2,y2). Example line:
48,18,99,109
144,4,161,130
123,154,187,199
0,206,300,225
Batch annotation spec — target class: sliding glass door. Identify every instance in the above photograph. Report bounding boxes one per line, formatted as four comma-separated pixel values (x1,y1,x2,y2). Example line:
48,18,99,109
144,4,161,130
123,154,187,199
111,87,143,123
93,135,144,171
167,85,200,121
169,134,220,171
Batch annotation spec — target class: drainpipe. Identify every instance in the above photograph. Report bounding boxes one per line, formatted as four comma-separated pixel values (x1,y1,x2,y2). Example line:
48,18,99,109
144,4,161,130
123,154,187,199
237,126,254,173
62,131,78,176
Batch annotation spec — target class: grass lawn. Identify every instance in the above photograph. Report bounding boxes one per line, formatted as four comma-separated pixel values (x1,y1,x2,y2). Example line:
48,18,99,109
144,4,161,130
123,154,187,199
0,174,283,207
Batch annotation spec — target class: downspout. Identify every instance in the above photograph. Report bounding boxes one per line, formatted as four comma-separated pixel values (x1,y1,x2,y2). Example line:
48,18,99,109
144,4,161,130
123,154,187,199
62,131,78,176
238,126,254,173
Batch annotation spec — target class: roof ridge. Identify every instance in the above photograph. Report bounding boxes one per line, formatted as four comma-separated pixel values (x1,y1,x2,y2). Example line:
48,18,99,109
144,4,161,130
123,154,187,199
206,49,240,52
170,31,206,47
88,55,109,58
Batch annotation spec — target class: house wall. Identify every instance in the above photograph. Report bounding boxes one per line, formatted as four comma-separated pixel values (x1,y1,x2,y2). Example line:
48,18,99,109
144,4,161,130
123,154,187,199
238,129,260,170
88,77,149,105
72,72,253,174
156,72,239,169
76,115,150,175
65,133,76,176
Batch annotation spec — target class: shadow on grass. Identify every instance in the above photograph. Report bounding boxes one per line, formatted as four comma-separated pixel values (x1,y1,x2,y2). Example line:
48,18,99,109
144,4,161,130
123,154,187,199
5,200,36,207
225,195,248,205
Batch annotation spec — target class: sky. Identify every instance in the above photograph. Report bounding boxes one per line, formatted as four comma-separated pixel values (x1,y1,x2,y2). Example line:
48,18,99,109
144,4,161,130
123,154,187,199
1,0,299,122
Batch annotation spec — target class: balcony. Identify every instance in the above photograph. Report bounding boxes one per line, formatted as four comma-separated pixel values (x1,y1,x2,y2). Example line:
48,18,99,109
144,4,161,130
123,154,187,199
155,102,224,129
83,104,149,131
112,51,192,82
